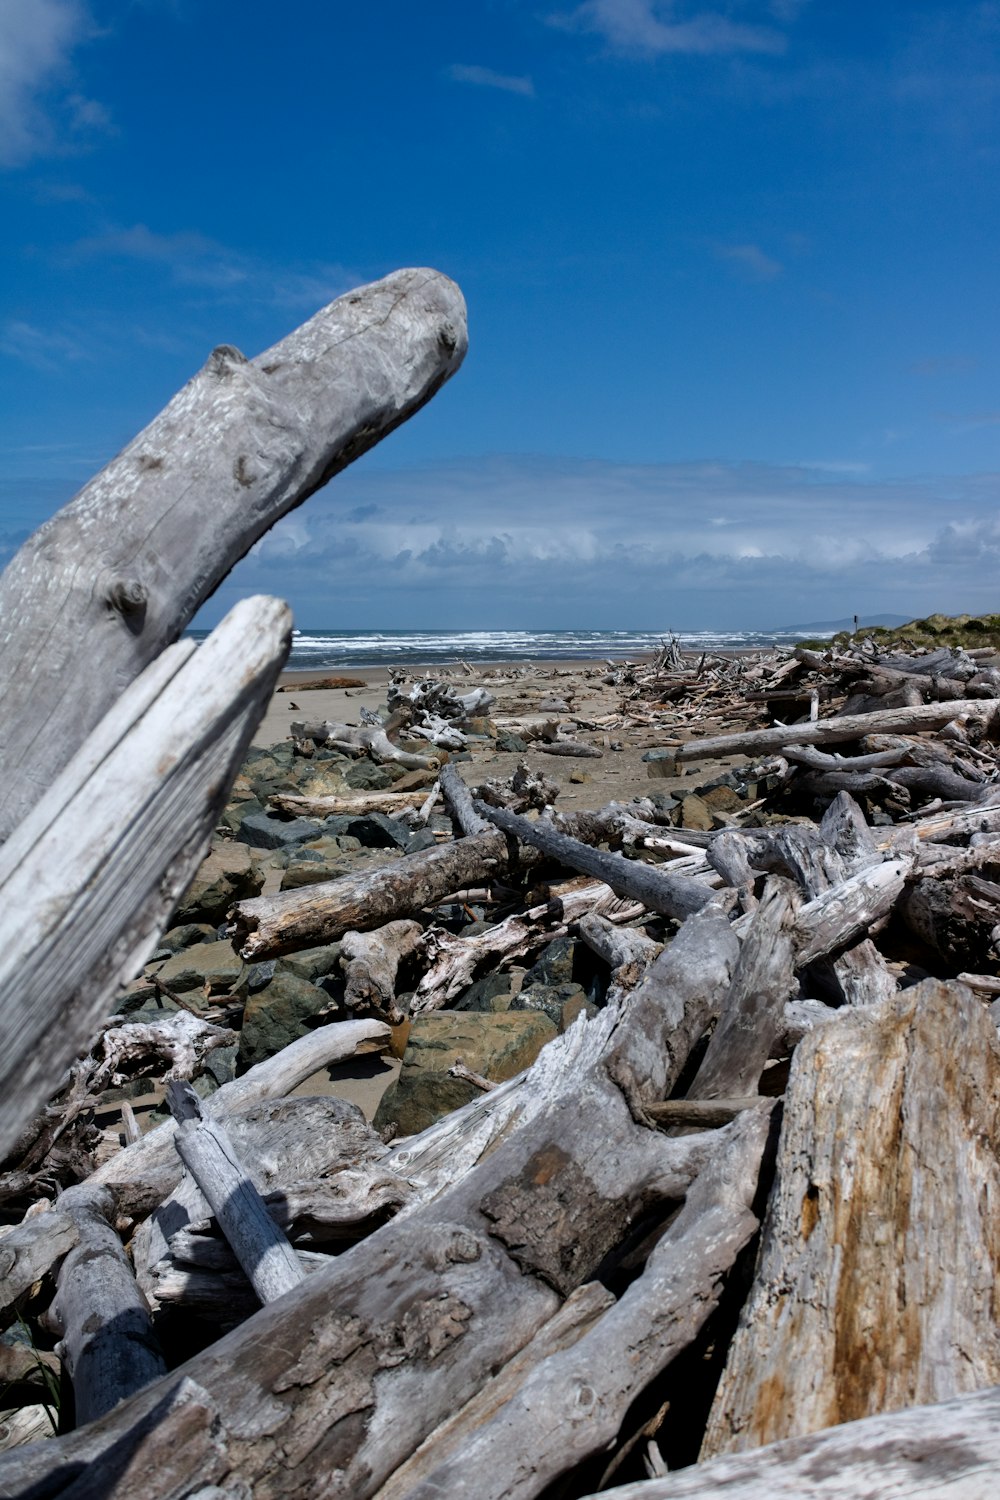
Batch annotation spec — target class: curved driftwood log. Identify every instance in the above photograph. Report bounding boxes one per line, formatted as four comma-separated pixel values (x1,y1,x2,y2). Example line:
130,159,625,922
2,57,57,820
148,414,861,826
0,595,291,1161
0,267,466,839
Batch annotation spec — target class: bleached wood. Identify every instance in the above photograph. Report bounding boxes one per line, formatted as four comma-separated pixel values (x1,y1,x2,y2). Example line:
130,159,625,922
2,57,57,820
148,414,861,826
439,761,492,836
687,877,798,1100
231,829,545,959
0,594,290,1161
0,269,465,840
50,1184,166,1425
585,1385,1000,1499
0,906,730,1498
669,697,1000,765
702,979,1000,1456
0,1020,390,1308
270,790,429,817
396,1106,773,1500
340,920,424,1021
413,912,564,1011
166,1083,304,1304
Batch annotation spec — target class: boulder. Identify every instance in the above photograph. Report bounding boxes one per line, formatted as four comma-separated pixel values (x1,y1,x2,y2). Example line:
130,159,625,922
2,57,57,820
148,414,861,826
237,810,326,850
238,972,330,1071
373,1009,557,1135
154,940,249,999
172,841,264,925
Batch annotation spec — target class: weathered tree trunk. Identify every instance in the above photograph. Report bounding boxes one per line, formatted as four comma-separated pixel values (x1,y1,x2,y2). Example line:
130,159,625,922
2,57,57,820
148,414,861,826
0,594,290,1161
686,877,798,1099
230,830,545,960
0,268,466,840
669,698,1000,765
701,979,1000,1456
290,721,441,770
395,1106,774,1500
270,791,431,817
49,1185,167,1426
584,1385,1000,1499
340,921,425,1021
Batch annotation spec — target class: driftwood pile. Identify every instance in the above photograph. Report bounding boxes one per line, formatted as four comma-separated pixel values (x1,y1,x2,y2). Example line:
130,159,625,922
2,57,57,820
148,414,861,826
3,271,1000,1495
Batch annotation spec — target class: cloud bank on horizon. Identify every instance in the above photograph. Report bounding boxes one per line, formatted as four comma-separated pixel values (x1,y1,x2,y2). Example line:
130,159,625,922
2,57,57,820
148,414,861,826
2,0,1000,632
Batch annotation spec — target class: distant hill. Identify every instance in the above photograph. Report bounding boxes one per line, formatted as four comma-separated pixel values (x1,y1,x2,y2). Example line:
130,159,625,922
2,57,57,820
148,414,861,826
773,614,911,634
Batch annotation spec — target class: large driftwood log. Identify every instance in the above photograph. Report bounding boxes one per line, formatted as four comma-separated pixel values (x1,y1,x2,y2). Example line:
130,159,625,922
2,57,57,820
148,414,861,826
586,1385,1000,1499
702,979,1000,1457
474,801,715,920
397,1106,774,1500
0,595,290,1162
0,906,736,1497
290,720,441,770
230,830,545,960
669,697,1000,765
0,269,466,841
49,1185,166,1426
271,791,431,817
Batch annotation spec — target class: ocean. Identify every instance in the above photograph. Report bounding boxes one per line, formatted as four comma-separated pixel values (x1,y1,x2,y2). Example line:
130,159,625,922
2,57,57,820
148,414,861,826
188,627,817,669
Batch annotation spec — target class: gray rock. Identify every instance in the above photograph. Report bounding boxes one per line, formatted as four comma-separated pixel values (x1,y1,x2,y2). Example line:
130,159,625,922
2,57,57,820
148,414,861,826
155,940,249,998
172,841,264,925
158,923,216,954
373,1009,556,1135
237,810,326,850
344,761,394,791
494,730,528,753
454,973,515,1012
511,981,587,1029
238,973,330,1071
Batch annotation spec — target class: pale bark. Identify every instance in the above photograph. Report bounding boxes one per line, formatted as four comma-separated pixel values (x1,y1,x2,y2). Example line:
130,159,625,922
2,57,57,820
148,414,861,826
230,830,545,960
166,1083,304,1305
340,921,424,1021
586,1386,1000,1499
0,594,290,1161
702,979,1000,1456
0,268,466,839
669,697,1000,765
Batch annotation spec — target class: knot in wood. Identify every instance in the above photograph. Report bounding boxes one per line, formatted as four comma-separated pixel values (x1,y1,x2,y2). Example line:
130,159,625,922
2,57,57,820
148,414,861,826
106,577,147,617
422,1226,482,1272
206,343,248,377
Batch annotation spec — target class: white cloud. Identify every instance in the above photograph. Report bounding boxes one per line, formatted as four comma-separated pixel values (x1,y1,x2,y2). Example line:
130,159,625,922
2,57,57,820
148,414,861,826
447,64,535,97
715,242,783,280
550,0,787,58
0,319,88,370
0,0,106,167
198,454,1000,629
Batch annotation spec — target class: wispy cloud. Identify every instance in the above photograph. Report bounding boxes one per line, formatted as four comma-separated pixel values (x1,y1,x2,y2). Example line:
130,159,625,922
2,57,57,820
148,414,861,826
910,355,977,377
549,0,788,58
66,223,357,308
0,0,109,167
447,64,535,97
714,242,783,280
0,319,89,371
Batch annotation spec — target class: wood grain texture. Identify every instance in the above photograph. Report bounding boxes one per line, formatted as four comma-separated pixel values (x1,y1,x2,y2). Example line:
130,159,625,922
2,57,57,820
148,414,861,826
585,1385,1000,1499
0,268,466,839
50,1184,166,1425
0,594,290,1161
702,978,1000,1457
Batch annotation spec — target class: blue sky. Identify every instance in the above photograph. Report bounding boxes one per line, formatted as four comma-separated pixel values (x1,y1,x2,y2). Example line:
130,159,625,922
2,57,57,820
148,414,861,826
2,0,1000,630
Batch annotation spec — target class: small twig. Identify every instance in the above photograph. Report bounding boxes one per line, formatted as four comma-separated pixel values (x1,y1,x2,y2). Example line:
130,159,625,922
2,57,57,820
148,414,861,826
448,1059,497,1093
